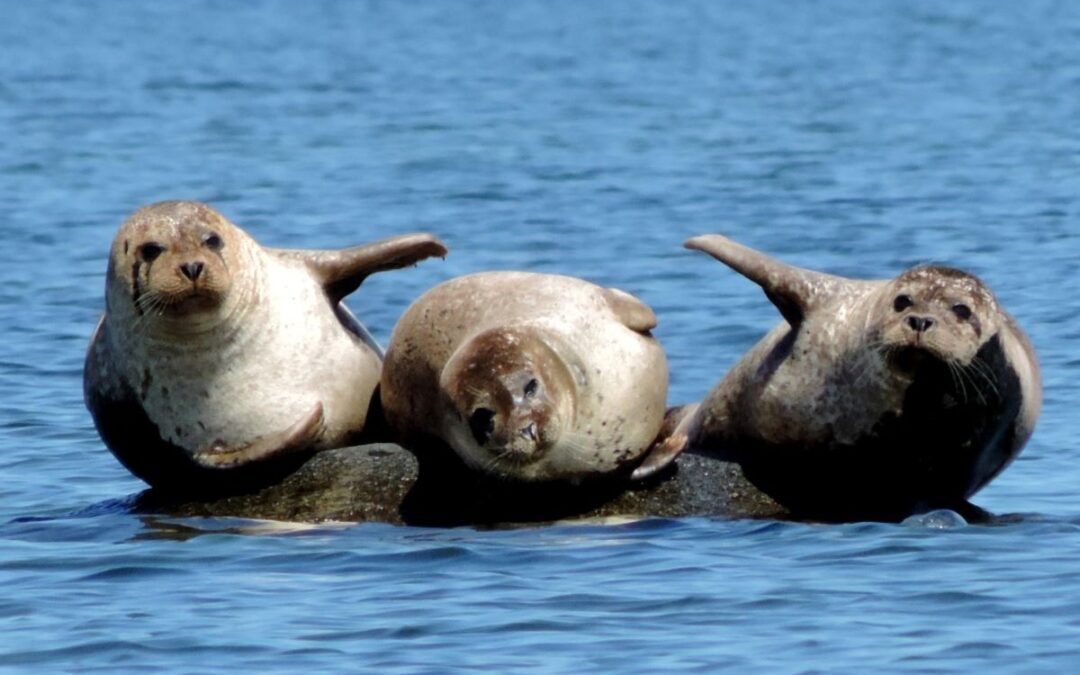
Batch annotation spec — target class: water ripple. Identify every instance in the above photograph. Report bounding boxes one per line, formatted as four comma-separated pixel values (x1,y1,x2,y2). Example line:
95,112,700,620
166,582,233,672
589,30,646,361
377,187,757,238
1,0,1079,672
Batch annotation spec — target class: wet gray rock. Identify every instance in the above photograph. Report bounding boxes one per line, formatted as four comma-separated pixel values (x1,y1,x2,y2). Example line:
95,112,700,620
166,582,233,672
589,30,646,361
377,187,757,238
133,444,790,526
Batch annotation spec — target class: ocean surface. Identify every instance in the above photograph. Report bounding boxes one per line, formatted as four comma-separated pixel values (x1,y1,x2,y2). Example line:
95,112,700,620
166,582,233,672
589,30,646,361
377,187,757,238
2,1,1079,671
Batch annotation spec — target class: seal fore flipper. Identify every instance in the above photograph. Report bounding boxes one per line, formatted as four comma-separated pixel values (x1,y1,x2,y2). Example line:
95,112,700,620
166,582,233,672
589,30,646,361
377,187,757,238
685,234,850,326
193,402,325,469
273,233,449,303
602,287,657,334
630,404,697,481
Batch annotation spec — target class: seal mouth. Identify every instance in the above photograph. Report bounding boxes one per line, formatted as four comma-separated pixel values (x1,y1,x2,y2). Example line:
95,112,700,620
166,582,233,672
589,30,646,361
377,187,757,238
156,288,223,316
887,345,943,374
489,446,539,467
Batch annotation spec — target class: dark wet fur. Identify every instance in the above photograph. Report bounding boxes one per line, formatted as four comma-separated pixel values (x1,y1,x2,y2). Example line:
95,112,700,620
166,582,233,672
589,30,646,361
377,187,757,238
721,335,1022,522
397,435,631,526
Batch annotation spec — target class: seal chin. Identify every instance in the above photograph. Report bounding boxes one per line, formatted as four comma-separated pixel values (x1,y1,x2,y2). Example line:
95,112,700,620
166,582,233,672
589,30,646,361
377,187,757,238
886,345,934,375
486,440,544,467
164,290,224,315
884,333,969,375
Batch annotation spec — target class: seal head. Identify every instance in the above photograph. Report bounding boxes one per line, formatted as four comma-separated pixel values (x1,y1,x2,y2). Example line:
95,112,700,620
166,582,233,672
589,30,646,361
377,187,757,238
872,265,999,372
439,327,578,479
109,201,253,333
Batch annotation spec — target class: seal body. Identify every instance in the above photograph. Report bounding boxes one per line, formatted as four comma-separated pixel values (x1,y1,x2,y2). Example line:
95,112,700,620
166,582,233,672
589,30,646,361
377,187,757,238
85,200,447,493
678,234,1041,521
381,272,673,482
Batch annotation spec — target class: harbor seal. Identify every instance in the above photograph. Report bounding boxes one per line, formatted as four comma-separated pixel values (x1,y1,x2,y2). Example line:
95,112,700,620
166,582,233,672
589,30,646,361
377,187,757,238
675,234,1041,521
380,272,683,484
84,200,447,494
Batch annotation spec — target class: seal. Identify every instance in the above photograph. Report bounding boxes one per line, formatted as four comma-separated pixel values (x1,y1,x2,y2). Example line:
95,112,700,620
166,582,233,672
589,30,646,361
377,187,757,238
84,200,448,494
380,271,683,483
675,234,1041,521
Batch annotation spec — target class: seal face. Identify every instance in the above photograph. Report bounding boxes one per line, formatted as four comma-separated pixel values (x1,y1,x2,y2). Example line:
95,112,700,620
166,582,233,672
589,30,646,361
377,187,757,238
439,326,577,471
84,200,447,494
380,272,678,483
679,234,1042,521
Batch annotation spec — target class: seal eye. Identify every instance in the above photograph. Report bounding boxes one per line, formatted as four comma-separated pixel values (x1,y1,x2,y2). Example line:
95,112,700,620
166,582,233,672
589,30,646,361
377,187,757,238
139,242,165,263
202,232,223,251
893,294,913,312
524,378,539,398
952,304,972,321
469,408,496,445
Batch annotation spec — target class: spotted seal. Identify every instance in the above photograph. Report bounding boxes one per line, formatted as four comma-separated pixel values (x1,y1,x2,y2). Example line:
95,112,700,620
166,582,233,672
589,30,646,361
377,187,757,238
84,200,447,494
380,271,682,483
673,234,1041,521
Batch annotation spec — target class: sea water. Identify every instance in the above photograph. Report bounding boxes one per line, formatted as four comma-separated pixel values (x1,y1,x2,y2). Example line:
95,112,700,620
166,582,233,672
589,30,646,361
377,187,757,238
2,2,1079,671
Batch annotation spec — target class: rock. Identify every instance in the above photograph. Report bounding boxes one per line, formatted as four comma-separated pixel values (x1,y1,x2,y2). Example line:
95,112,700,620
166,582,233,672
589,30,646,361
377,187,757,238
132,444,790,526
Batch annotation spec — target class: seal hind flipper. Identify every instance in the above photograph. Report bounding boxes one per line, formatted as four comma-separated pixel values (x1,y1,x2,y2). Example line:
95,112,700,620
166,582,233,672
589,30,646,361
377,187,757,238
192,402,325,469
275,233,449,303
685,234,850,326
602,287,657,334
630,431,688,481
630,404,697,481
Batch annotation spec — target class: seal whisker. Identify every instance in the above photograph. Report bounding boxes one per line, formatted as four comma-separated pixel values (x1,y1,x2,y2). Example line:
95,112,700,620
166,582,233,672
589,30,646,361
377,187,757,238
957,363,988,406
463,385,487,400
131,294,168,335
964,358,999,403
851,343,887,388
480,450,509,474
854,349,885,387
946,360,971,405
968,357,1001,396
554,432,591,459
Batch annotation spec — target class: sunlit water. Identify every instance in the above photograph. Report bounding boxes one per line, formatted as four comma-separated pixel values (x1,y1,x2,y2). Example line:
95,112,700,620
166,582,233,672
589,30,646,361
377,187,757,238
2,1,1079,671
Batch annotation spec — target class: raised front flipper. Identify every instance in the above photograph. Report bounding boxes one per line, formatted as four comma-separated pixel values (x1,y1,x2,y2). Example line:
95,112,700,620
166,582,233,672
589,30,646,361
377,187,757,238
685,234,853,326
602,287,657,335
193,403,326,469
274,233,449,303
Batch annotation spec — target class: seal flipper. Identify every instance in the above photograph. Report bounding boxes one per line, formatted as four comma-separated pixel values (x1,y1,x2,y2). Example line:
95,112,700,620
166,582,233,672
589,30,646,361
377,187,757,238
274,233,449,304
685,234,851,326
602,287,657,334
193,402,325,469
630,404,698,481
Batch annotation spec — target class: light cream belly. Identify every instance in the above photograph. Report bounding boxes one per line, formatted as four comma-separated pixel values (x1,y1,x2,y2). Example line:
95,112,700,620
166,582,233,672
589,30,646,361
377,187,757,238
548,320,669,474
138,331,380,453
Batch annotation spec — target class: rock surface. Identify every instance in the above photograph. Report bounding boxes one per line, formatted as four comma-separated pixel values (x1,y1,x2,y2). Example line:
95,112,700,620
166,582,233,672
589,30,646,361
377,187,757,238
133,444,790,526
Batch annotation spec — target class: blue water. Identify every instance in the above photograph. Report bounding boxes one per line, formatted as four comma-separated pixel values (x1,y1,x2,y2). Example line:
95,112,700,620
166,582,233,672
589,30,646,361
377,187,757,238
2,1,1079,671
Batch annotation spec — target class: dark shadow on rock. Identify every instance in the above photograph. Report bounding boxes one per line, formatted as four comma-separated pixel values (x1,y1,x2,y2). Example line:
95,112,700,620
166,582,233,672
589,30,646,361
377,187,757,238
128,441,795,527
128,442,997,528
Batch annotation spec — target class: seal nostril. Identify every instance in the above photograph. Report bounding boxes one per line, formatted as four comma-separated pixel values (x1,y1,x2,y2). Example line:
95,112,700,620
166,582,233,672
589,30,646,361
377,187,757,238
469,407,496,445
180,262,204,281
906,316,934,332
520,422,538,441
